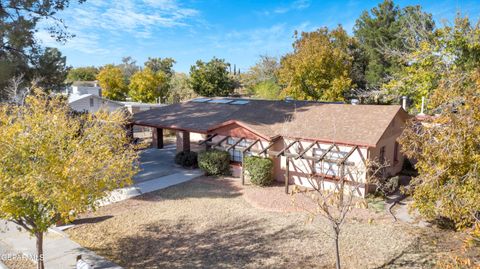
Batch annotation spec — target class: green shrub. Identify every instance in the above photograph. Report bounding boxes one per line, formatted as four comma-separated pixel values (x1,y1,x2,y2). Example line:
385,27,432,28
175,150,198,168
198,150,231,176
244,155,274,186
374,175,400,195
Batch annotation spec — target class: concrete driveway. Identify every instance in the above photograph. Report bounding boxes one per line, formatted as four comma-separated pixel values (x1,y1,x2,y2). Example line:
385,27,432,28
134,143,185,183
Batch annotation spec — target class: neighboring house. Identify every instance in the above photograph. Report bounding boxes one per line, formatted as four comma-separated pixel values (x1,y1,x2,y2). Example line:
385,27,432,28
121,102,167,114
66,81,102,96
66,80,124,113
68,94,124,113
132,97,410,196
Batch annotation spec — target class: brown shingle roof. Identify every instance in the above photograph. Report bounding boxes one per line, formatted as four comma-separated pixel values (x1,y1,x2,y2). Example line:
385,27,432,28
132,98,407,147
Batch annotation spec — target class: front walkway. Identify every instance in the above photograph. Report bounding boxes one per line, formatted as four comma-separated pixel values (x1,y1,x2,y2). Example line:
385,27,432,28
0,146,203,269
0,221,121,269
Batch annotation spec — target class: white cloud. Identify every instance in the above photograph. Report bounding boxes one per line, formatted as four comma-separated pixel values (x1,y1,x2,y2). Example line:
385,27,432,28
35,0,199,55
71,0,198,32
267,0,311,15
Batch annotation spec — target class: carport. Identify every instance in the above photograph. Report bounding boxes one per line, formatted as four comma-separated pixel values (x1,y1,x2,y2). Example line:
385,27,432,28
127,123,205,153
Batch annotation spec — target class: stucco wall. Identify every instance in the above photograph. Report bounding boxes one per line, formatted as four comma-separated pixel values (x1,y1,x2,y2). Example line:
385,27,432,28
368,111,408,176
190,132,205,142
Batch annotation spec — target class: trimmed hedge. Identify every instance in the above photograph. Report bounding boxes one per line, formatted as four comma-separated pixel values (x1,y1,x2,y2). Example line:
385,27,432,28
243,155,274,186
198,150,231,176
175,150,198,168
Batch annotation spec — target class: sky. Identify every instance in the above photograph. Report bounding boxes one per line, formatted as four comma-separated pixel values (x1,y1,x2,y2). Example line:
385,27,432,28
37,0,480,73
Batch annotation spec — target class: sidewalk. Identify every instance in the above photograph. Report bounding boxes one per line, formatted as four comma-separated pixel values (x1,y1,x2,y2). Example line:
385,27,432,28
0,168,203,269
100,169,203,206
0,221,120,269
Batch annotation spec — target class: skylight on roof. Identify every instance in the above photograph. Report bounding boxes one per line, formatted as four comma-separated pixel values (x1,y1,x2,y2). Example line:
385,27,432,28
208,99,234,104
230,100,250,105
192,98,211,103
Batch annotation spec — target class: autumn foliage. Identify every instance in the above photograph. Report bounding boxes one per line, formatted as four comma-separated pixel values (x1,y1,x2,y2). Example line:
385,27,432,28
0,90,138,268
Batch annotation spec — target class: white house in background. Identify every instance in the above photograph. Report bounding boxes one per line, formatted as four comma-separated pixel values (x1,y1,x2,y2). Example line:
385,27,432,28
66,81,102,96
66,81,167,114
68,94,124,113
121,101,167,114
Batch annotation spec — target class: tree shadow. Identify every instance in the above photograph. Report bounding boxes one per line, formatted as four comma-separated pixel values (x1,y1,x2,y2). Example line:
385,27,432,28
88,218,324,269
71,216,113,225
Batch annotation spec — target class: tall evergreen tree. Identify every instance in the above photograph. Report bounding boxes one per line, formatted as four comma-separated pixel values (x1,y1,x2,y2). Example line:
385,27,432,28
0,0,85,99
354,0,434,88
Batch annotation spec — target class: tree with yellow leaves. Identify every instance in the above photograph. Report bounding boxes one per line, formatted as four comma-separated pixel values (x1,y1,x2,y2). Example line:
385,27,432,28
277,26,354,101
399,69,480,230
97,65,129,101
128,67,169,103
0,90,138,269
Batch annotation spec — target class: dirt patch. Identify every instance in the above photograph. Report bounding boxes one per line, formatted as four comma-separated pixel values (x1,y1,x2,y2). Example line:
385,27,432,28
68,177,425,269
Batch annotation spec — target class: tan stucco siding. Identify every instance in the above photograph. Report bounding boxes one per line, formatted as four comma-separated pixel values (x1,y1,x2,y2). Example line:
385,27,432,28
368,111,408,176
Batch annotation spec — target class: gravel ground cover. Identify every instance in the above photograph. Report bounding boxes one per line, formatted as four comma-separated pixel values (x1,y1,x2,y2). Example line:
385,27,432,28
1,255,36,269
68,177,421,269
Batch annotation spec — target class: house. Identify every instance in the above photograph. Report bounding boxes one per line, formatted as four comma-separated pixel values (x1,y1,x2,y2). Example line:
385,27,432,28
66,81,102,96
121,101,167,114
68,94,124,113
131,97,410,196
65,80,124,113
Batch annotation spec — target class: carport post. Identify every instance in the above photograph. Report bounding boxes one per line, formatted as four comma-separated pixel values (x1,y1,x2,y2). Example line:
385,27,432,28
285,157,290,194
152,128,164,149
241,152,245,185
176,131,190,152
182,131,190,152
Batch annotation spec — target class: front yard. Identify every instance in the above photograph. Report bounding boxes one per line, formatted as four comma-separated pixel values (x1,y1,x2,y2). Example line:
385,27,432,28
67,177,459,269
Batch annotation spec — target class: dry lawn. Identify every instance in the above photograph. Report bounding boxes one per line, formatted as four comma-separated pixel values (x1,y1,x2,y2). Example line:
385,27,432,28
67,177,445,269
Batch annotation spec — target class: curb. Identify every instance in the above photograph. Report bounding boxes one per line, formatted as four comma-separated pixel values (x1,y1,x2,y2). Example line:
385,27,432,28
48,226,70,237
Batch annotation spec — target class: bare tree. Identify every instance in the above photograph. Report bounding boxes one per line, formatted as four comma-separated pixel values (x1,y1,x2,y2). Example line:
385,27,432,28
280,104,391,269
3,75,43,105
291,158,388,269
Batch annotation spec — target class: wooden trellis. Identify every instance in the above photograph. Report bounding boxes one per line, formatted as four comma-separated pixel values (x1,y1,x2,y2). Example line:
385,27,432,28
203,135,366,193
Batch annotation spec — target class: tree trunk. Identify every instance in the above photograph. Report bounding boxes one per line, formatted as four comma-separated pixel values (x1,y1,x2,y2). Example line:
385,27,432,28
334,231,341,269
35,232,45,269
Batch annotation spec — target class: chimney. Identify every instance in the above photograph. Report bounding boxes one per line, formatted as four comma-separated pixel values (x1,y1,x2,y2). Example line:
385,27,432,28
350,99,359,105
402,96,408,110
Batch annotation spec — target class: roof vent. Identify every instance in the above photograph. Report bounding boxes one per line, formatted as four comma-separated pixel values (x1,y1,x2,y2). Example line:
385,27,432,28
350,99,359,105
285,96,294,103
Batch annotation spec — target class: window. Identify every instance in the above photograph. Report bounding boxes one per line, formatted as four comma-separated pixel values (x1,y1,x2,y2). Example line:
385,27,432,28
379,146,386,164
89,98,94,107
393,142,399,164
312,148,347,176
226,137,250,162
